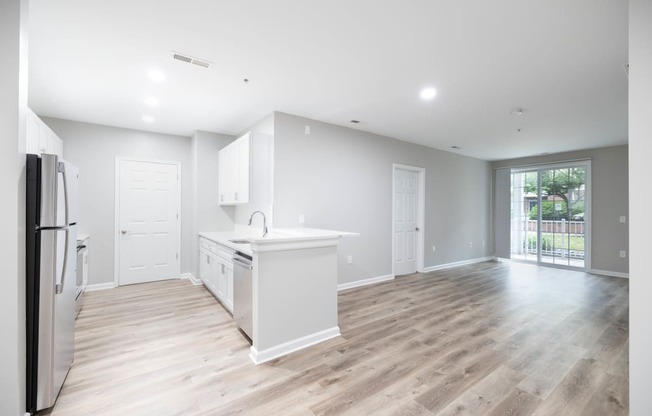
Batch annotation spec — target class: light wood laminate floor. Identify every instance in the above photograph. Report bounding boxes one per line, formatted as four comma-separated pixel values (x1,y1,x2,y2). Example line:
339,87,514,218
49,261,629,415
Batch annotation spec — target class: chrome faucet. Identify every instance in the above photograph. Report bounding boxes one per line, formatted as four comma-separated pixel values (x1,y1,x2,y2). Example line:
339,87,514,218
248,211,268,237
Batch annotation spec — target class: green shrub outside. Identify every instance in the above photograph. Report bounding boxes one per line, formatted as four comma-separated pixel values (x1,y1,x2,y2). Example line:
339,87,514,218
529,201,584,221
524,234,585,251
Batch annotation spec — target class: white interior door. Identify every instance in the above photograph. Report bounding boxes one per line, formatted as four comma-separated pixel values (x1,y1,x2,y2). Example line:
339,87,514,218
117,159,180,285
394,167,419,276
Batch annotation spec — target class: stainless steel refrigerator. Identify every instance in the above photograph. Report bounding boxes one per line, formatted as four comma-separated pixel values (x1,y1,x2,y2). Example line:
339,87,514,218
26,153,78,414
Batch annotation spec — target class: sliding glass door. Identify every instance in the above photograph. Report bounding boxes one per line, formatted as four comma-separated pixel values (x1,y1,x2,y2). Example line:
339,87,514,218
510,162,590,269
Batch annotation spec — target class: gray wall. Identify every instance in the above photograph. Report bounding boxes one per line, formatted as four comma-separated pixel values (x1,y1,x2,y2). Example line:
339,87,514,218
191,130,235,277
492,145,629,275
0,0,27,414
234,113,275,227
272,112,493,285
630,0,651,412
193,131,235,233
43,117,194,286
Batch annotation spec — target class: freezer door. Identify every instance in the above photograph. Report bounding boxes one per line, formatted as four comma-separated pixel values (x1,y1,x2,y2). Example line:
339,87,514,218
39,154,64,228
40,154,78,227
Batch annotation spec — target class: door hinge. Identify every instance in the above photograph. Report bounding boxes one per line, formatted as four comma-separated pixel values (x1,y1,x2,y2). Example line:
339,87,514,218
176,213,179,220
176,253,179,260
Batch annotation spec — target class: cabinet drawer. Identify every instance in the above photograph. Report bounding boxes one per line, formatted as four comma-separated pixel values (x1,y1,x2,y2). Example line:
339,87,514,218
199,238,218,254
217,246,234,263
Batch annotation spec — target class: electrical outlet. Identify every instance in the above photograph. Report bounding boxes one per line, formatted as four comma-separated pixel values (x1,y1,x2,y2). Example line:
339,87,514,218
305,125,311,135
620,251,627,258
299,214,305,224
620,216,626,223
347,255,353,264
470,241,473,248
432,245,436,252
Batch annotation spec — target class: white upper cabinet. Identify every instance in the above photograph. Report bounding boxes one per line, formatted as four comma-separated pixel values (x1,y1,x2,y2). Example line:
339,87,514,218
218,132,253,205
218,132,272,205
26,108,64,157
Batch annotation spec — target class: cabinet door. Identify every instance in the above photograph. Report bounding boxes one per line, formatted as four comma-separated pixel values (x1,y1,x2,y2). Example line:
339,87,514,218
217,133,251,205
54,135,64,157
218,149,228,204
216,260,227,300
199,250,211,285
209,254,220,293
26,112,40,154
225,263,234,311
38,121,49,155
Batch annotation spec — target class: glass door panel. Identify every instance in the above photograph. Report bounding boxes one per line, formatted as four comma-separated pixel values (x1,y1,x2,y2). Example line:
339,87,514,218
510,164,587,270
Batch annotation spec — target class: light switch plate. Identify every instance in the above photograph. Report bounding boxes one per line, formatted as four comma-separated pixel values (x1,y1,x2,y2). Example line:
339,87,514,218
620,216,626,223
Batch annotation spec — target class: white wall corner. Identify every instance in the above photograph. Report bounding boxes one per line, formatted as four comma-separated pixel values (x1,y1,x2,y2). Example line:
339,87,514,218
249,326,340,365
423,256,495,273
84,282,117,292
589,269,629,279
337,274,394,291
181,272,203,285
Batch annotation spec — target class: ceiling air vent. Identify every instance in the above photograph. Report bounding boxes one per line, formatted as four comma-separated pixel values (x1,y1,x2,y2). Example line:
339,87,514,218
171,51,212,69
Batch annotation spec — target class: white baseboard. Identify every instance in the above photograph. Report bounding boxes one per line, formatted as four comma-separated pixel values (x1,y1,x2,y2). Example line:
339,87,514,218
589,269,629,279
423,256,495,273
84,282,116,292
337,274,394,291
249,326,341,365
180,272,202,285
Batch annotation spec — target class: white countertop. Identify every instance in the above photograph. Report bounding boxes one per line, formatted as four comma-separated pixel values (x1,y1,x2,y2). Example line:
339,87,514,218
199,227,358,255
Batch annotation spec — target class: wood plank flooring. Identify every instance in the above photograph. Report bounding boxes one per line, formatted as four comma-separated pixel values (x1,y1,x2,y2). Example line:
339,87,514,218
48,261,629,415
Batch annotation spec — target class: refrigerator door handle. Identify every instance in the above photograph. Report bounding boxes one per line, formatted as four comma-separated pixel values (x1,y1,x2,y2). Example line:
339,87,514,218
58,162,70,225
55,229,69,295
55,163,70,295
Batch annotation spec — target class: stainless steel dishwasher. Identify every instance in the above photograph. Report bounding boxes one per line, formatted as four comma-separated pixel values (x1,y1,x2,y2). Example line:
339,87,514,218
232,252,253,341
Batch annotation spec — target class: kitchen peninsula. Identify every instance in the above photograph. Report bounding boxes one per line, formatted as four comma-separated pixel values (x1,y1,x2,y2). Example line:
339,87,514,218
199,227,357,364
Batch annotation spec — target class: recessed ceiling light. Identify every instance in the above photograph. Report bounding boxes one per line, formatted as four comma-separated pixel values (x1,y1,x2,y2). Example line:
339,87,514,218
350,120,360,124
147,69,166,82
144,97,160,107
420,87,437,100
451,145,462,150
510,108,526,116
142,115,155,123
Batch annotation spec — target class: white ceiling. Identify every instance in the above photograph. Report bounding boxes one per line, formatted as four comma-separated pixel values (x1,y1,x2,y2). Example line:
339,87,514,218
28,0,628,161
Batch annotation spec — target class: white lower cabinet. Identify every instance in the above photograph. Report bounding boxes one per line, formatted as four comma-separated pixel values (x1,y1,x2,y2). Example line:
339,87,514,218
199,237,234,312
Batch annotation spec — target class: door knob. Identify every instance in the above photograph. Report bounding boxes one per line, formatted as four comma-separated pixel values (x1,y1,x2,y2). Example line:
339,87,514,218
121,230,128,235
416,227,420,231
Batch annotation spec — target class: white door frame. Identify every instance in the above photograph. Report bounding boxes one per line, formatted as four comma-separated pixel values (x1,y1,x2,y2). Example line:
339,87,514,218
392,164,425,276
114,157,182,287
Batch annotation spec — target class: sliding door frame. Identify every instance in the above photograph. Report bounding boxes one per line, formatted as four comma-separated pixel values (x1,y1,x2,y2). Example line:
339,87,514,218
511,160,592,271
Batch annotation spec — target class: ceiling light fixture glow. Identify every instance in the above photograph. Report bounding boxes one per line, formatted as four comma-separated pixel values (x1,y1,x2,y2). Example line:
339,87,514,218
420,87,437,100
147,69,166,82
142,115,155,123
144,97,160,106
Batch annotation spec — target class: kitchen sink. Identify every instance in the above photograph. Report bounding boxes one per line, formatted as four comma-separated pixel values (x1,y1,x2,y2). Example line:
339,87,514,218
229,239,251,244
